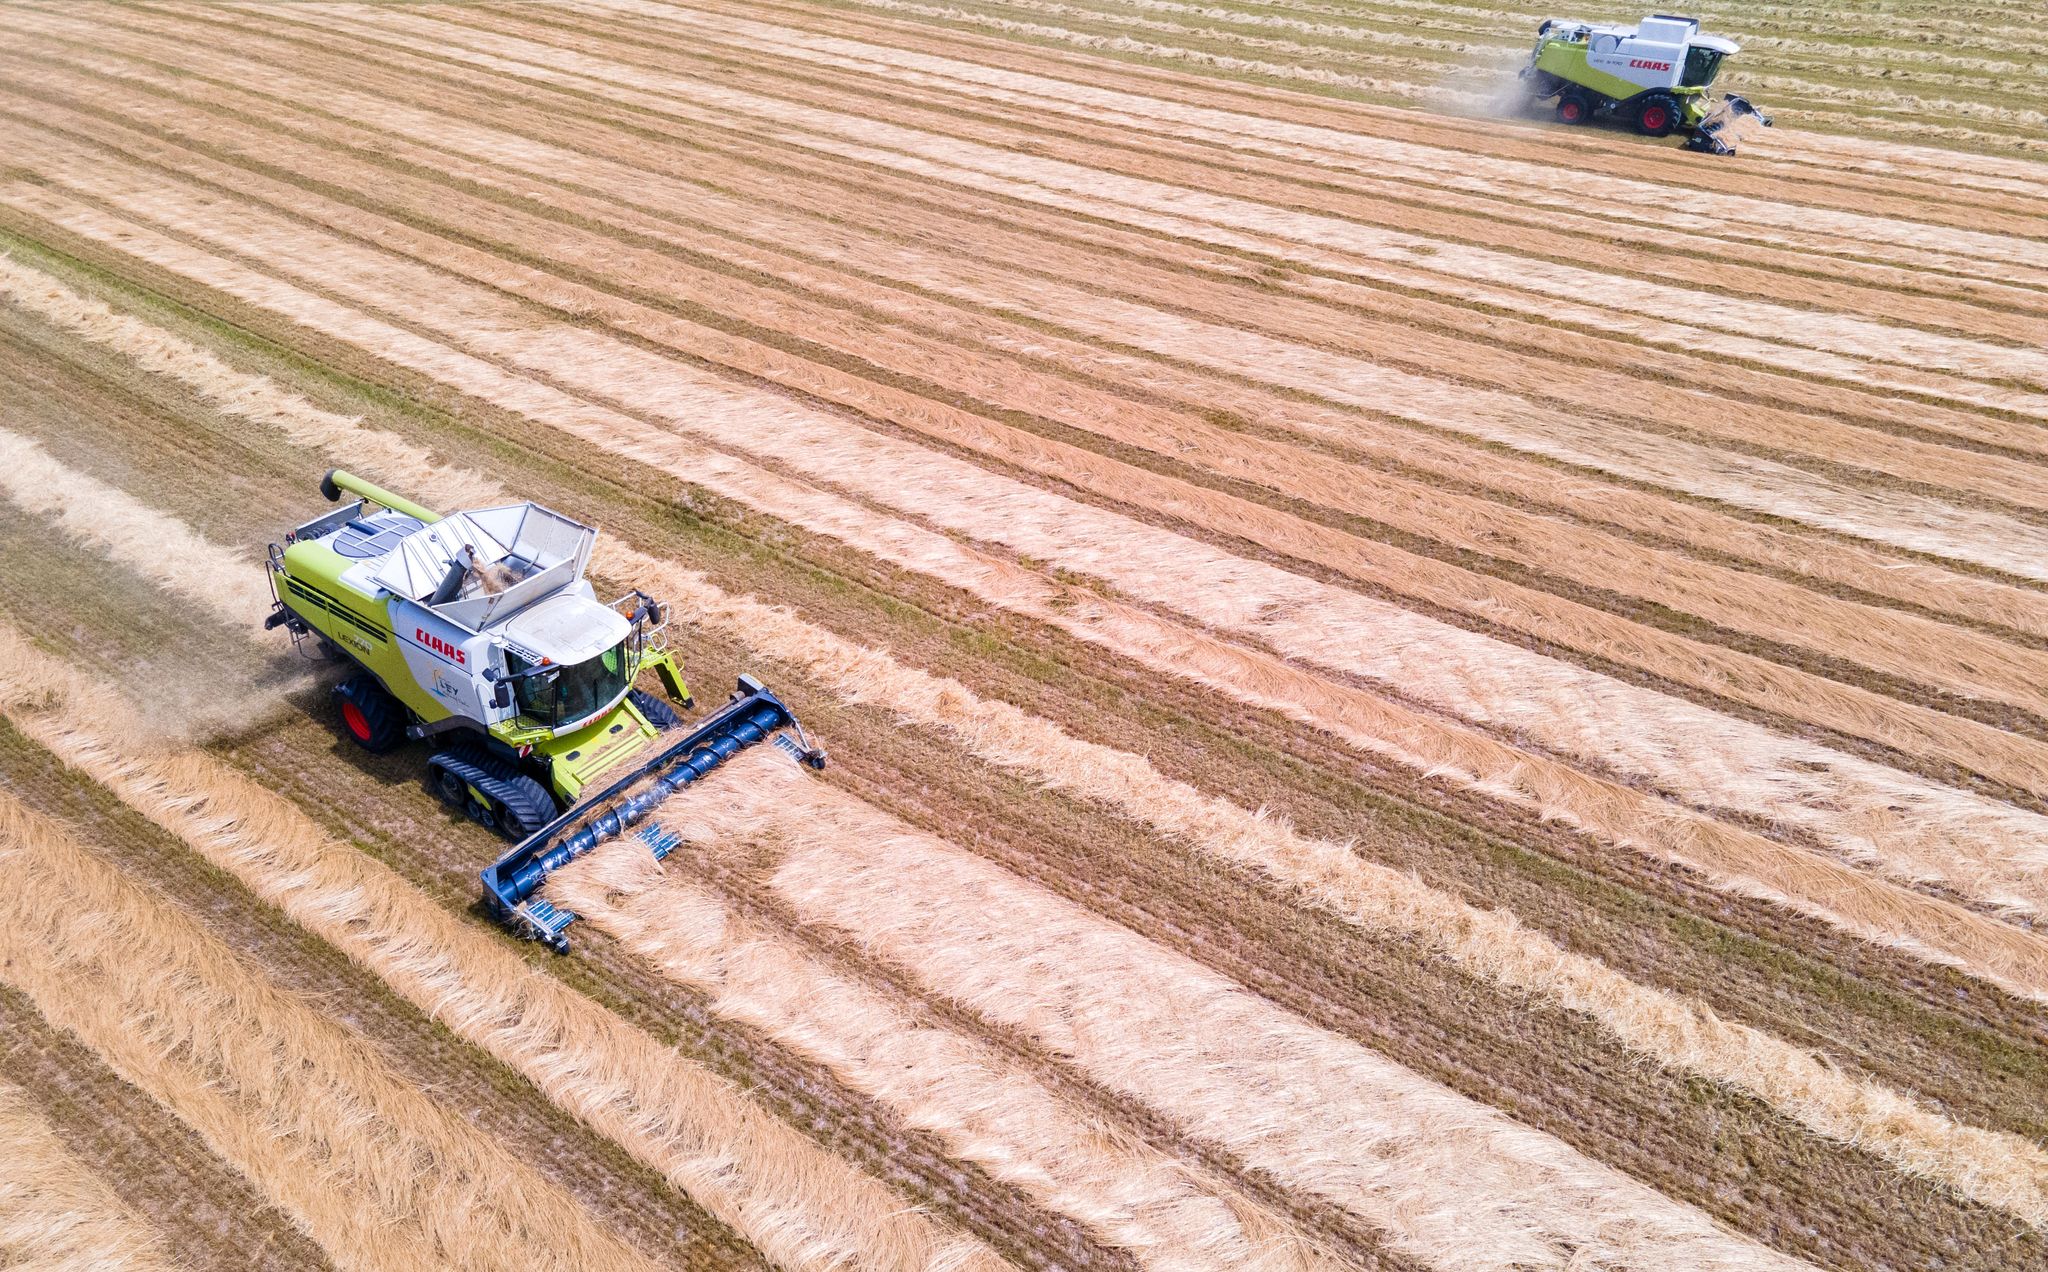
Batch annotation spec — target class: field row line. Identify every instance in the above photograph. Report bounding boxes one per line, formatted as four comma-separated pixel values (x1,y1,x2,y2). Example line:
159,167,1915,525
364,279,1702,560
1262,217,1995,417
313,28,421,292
8,248,2045,1230
591,750,1822,1271
0,330,1144,1272
309,2,2048,434
735,0,2048,151
38,30,2048,692
703,0,2048,188
277,8,2048,501
0,1077,176,1272
676,0,2048,193
0,620,1006,1272
63,7,2048,512
113,8,2048,532
550,839,1358,1272
98,13,2048,547
12,160,2048,984
789,0,2048,141
0,441,1802,1272
25,126,2048,920
18,82,2048,824
1055,0,2048,80
895,0,2048,69
668,7,2048,312
340,0,2048,364
0,792,672,1272
1171,0,2048,57
872,0,2048,131
489,1,2048,343
119,0,2048,459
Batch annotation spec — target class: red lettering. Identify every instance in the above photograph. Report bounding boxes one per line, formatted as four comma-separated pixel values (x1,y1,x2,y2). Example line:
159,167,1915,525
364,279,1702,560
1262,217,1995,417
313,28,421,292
415,628,467,665
1628,58,1672,70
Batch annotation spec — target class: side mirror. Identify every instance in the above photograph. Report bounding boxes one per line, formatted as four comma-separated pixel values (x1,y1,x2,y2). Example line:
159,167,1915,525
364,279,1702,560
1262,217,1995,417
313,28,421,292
492,682,512,710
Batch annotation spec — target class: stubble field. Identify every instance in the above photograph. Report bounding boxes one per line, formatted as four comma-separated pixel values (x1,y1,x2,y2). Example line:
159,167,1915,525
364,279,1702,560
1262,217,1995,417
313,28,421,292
1,2,2045,1270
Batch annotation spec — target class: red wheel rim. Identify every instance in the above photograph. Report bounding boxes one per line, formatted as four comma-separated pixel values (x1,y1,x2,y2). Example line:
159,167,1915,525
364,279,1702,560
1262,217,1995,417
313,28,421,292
1642,105,1668,130
1561,101,1583,122
341,700,372,741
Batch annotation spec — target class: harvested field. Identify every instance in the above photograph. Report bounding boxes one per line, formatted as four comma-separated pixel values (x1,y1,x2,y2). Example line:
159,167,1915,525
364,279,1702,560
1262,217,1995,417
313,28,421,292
1,2,2044,1270
0,1078,175,1272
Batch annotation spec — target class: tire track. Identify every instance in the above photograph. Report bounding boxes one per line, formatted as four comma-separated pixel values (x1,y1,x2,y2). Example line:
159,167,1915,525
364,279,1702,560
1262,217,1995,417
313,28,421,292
16,243,2041,1242
276,2,2048,403
0,793,667,1272
9,165,2044,996
22,153,2048,921
0,1074,180,1272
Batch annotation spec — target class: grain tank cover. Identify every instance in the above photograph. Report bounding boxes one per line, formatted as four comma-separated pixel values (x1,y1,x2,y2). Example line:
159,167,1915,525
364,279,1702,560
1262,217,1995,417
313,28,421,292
367,501,598,630
370,511,515,599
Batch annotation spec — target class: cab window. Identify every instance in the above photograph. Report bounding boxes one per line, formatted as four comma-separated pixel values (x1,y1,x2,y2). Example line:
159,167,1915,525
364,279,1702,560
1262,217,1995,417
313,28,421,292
509,642,632,728
1682,46,1723,87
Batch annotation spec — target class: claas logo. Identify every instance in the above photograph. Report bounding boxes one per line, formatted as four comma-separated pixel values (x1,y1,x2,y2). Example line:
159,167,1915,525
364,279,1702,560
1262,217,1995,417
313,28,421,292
1629,58,1673,70
416,628,467,665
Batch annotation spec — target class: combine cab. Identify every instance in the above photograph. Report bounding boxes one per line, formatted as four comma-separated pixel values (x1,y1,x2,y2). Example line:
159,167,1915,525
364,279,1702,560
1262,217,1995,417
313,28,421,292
1521,14,1771,153
267,469,824,949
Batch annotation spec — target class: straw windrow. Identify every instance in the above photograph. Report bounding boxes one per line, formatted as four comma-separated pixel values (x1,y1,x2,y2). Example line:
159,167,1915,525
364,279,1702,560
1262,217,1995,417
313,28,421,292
0,1079,175,1272
2,254,2041,1228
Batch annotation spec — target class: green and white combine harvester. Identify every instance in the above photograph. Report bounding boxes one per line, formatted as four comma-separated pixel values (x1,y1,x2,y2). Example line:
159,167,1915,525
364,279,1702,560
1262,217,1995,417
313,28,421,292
1521,14,1771,153
266,470,825,951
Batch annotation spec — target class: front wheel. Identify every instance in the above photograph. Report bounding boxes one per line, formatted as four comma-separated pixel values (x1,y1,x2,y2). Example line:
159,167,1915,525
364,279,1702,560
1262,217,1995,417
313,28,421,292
1634,92,1680,137
334,675,405,753
1556,91,1595,125
628,688,684,732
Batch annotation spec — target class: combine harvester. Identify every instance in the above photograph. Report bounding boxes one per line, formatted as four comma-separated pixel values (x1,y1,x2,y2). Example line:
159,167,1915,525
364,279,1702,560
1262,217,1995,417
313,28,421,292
1521,14,1771,153
266,470,825,950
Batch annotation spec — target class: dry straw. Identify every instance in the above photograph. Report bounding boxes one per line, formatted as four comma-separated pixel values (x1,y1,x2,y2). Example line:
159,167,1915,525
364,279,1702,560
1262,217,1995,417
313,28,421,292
0,1079,175,1272
60,29,2048,649
13,164,2047,928
684,750,1815,1272
0,631,1002,1272
0,427,272,630
6,256,2044,1225
646,0,2048,251
551,844,1346,1272
0,793,664,1272
637,0,2048,268
326,1,2048,401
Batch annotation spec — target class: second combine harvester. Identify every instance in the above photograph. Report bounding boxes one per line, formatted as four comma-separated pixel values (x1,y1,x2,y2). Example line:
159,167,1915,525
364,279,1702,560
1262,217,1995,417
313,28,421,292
1522,13,1771,153
265,470,825,950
